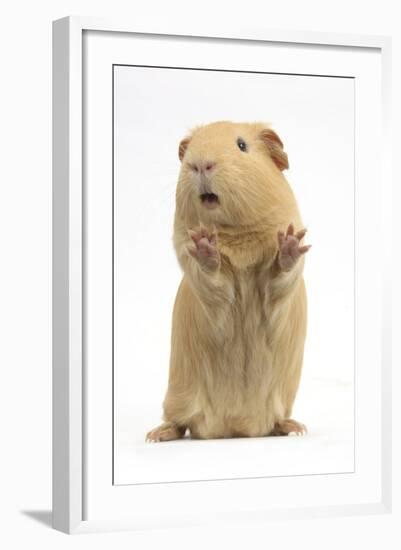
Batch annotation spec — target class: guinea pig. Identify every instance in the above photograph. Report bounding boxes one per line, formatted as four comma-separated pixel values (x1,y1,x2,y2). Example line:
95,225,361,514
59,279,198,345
146,120,311,442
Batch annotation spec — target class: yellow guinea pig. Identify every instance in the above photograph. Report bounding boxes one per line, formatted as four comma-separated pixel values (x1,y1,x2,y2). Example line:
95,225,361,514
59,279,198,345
146,120,311,442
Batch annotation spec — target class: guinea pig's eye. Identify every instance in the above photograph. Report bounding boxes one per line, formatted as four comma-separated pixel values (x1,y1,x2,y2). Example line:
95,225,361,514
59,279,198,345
237,137,247,152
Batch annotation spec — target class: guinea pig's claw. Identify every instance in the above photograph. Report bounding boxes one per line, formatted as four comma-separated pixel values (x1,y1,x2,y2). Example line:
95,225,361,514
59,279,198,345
187,228,197,242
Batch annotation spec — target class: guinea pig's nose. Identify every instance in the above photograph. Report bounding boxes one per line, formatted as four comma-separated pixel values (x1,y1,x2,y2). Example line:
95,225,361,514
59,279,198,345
190,160,216,174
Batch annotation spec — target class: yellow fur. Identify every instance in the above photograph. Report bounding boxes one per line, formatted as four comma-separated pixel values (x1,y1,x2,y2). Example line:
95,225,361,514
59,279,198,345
146,121,308,441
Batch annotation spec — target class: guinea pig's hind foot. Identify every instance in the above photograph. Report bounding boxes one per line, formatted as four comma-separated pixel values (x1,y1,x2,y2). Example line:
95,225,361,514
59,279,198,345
145,422,186,443
269,419,307,437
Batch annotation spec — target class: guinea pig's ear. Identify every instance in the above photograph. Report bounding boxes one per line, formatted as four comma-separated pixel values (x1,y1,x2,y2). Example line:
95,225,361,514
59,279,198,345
178,136,191,162
260,128,289,171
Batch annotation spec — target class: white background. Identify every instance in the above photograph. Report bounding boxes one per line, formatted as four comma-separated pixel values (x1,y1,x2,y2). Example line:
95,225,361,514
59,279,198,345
0,1,399,549
84,29,382,523
114,66,355,484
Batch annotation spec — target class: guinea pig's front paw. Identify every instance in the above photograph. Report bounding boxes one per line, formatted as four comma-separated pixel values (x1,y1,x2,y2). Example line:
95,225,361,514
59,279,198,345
187,224,220,271
277,224,311,272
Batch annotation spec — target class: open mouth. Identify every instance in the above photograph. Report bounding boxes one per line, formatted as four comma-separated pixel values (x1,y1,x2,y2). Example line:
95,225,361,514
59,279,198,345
200,192,219,208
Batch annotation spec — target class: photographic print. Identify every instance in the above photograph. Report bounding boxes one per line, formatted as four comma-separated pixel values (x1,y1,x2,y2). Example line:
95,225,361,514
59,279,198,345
113,65,354,485
52,20,391,533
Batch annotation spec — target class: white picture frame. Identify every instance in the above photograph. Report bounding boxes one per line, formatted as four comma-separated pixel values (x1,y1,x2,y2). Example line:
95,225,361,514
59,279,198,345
52,16,392,534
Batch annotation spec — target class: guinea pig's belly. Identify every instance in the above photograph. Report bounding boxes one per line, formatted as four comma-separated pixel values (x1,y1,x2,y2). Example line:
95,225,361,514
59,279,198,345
188,325,276,439
190,407,275,439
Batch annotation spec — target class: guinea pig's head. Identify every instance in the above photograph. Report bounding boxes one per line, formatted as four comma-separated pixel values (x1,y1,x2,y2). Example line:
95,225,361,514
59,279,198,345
175,121,296,228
